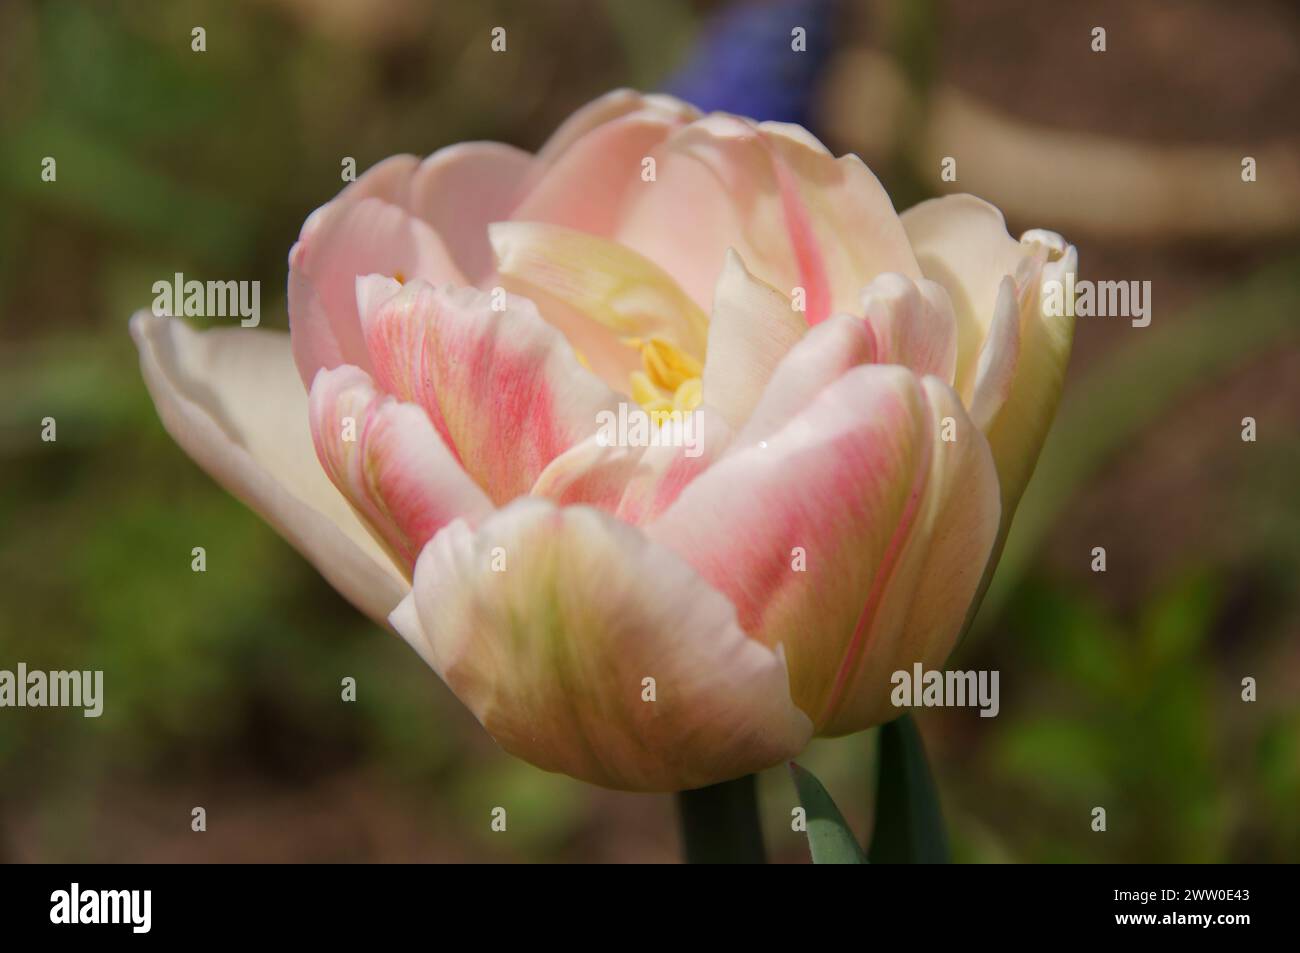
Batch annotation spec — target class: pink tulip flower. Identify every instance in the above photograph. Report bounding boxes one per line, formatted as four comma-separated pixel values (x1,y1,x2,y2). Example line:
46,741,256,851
132,90,1077,791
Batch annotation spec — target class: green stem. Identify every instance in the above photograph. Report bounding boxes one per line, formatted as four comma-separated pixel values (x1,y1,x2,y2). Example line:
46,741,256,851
676,773,767,864
869,715,950,863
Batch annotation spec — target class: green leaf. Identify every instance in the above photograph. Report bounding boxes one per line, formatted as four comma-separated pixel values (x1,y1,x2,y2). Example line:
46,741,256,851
0,115,256,262
1140,571,1218,666
996,717,1111,797
789,762,867,864
869,715,950,863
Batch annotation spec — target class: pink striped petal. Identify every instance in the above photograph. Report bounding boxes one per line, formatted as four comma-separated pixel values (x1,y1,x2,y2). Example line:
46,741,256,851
353,274,456,454
816,378,1001,733
615,116,920,319
359,278,625,504
389,499,813,791
614,115,801,315
308,365,493,569
761,122,922,318
648,365,999,735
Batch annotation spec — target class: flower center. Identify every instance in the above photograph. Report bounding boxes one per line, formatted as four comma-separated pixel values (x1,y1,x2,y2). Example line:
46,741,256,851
625,336,703,424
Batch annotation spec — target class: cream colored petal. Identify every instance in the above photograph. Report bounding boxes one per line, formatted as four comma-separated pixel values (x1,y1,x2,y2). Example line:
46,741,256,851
391,499,812,791
982,238,1078,521
489,222,709,387
901,195,1078,523
901,193,1029,392
965,275,1021,430
130,313,408,622
703,250,807,432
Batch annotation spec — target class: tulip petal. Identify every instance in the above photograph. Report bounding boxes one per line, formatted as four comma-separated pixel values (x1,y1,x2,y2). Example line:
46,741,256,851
859,272,959,383
306,153,421,214
902,195,1078,519
899,193,1031,394
308,365,493,569
966,275,1021,430
531,405,729,525
615,116,920,319
408,142,534,283
354,274,456,453
761,122,922,314
650,364,923,725
359,278,625,504
703,250,807,431
390,498,813,791
982,238,1078,519
529,432,645,512
532,89,697,168
288,194,465,387
130,313,409,622
489,222,709,387
613,405,732,525
509,99,699,238
649,365,999,736
733,311,876,449
818,378,1001,733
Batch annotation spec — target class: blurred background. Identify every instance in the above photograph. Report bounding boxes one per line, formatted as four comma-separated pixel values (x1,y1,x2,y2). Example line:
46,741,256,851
1,0,1297,862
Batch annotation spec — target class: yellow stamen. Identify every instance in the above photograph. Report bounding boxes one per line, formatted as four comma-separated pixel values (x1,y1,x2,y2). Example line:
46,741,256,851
393,271,406,285
622,337,705,424
634,336,704,392
630,371,663,408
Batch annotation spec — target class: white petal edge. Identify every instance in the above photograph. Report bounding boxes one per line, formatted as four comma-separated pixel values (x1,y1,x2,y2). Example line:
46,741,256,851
131,312,409,622
390,498,813,791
